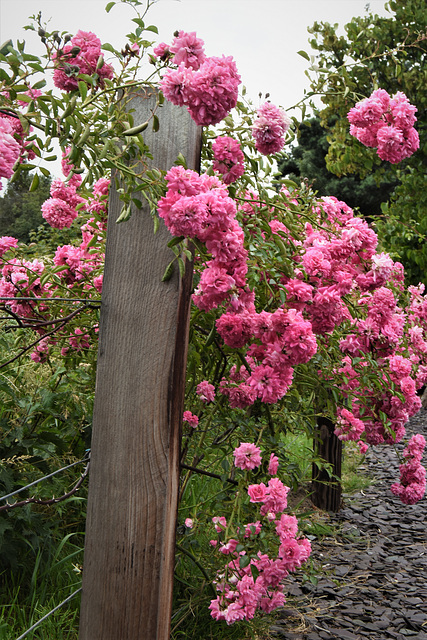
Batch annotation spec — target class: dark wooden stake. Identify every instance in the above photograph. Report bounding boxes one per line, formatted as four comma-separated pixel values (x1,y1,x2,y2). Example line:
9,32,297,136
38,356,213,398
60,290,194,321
79,91,201,640
311,416,342,512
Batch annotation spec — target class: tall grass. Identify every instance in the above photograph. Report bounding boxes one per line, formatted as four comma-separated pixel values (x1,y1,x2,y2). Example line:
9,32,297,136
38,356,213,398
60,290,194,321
0,534,82,639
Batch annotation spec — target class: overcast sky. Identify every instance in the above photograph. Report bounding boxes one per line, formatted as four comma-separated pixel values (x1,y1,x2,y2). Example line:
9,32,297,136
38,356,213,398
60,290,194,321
1,0,390,112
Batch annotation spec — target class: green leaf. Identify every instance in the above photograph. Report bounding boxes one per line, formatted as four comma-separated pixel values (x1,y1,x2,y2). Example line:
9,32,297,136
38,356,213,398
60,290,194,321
38,99,51,117
78,81,88,101
29,173,39,192
175,153,187,168
101,43,117,54
167,236,184,248
161,261,175,282
145,25,159,34
239,555,250,569
250,564,260,581
177,257,185,278
297,50,310,61
105,1,116,12
152,114,159,132
116,204,132,223
0,40,13,56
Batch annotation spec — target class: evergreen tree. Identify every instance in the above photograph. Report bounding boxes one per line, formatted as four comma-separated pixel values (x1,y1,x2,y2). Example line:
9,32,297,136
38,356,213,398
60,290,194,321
0,172,51,243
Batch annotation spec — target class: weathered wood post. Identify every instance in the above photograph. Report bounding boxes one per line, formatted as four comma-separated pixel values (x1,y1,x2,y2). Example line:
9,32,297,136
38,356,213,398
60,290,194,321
79,90,201,640
311,416,342,512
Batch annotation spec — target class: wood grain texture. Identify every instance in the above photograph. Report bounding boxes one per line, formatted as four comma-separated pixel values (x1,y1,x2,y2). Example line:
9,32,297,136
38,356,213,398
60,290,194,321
79,91,201,640
311,416,343,513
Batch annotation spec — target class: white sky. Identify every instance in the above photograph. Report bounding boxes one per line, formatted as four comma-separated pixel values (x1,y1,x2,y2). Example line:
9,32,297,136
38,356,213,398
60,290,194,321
1,0,391,112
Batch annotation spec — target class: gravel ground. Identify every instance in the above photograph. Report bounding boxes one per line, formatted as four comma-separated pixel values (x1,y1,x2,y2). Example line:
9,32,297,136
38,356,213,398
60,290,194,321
272,409,427,640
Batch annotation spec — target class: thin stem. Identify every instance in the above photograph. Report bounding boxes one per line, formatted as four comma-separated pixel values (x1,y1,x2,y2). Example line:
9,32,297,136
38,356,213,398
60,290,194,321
175,544,217,599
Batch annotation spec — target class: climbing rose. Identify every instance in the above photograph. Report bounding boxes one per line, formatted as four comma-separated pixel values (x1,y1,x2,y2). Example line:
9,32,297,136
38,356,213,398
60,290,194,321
186,56,241,126
196,380,215,403
212,136,245,184
268,453,279,475
247,483,267,502
252,102,291,155
161,54,241,126
348,89,419,163
233,442,262,470
169,30,206,70
41,198,78,229
0,117,21,186
183,411,199,427
53,30,113,92
0,236,18,257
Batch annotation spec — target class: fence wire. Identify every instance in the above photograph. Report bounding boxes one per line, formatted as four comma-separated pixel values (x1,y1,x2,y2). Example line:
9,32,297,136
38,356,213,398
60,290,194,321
0,451,90,503
15,587,82,640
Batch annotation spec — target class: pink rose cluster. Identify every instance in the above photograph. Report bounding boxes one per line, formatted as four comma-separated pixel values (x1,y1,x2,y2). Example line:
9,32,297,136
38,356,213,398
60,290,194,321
347,89,419,164
53,30,113,92
0,112,36,186
41,174,83,229
252,102,291,156
216,194,397,409
196,380,216,403
233,442,262,470
157,31,241,126
183,410,199,427
0,153,107,362
0,236,18,258
0,117,21,187
218,307,317,406
337,292,425,449
209,186,427,503
212,136,245,184
391,434,426,505
208,482,310,624
0,256,47,319
335,408,365,444
42,150,110,230
233,443,280,483
158,166,249,313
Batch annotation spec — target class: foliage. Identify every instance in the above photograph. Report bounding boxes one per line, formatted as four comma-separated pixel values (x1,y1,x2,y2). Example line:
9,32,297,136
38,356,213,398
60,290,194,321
0,170,51,242
306,0,427,284
0,534,82,639
0,0,426,636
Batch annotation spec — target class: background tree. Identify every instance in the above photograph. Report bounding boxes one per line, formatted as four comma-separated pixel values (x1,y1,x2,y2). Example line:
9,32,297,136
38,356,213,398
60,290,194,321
277,116,397,220
0,171,51,242
306,0,427,285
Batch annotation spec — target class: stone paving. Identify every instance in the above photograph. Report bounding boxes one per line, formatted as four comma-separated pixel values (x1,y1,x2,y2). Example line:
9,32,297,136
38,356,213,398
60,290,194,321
272,409,427,640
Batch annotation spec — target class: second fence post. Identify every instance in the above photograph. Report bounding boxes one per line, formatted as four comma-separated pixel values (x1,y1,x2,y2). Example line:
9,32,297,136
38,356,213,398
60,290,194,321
79,90,201,640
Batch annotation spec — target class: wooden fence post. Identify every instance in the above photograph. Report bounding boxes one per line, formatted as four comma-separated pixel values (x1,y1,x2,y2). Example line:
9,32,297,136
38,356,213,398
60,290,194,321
78,90,201,640
311,416,342,512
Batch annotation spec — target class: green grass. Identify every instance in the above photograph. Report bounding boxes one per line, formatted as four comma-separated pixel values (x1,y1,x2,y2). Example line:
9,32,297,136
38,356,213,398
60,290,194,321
341,441,372,495
0,534,82,639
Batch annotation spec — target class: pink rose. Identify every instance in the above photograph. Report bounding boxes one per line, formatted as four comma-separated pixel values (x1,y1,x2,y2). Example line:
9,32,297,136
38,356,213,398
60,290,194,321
247,483,267,503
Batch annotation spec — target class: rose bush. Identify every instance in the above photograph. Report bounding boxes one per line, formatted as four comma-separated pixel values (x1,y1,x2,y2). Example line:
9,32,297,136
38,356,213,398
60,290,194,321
0,0,426,633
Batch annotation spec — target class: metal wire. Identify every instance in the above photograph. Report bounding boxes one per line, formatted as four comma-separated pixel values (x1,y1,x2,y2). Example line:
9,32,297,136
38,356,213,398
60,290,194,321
0,451,90,502
0,296,100,304
15,587,82,640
